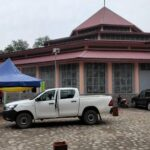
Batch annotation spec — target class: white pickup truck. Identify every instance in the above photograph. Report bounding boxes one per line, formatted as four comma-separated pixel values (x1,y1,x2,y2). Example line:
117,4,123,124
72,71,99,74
2,88,112,128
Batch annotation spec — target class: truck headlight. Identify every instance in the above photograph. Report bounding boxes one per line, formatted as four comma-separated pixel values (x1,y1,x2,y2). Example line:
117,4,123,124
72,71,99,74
5,104,18,111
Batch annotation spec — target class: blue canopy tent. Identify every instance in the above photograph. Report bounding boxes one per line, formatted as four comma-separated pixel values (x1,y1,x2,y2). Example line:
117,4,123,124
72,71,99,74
0,58,41,88
0,58,41,103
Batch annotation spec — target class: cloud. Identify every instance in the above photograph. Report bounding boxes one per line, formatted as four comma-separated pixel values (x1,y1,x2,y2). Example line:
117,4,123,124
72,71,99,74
0,0,150,49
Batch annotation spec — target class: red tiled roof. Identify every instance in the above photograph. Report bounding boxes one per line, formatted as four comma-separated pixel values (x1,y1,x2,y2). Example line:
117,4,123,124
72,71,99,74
81,51,150,60
74,7,135,31
14,51,82,65
14,50,150,65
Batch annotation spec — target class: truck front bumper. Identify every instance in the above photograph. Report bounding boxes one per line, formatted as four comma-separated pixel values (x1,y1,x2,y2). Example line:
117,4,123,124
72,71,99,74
2,110,17,121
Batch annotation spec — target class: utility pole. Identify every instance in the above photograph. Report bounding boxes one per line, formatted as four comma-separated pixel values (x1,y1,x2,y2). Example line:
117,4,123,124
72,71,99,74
52,48,60,88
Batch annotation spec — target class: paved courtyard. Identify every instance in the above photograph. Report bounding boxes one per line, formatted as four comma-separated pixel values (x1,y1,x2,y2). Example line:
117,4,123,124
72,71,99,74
0,108,150,150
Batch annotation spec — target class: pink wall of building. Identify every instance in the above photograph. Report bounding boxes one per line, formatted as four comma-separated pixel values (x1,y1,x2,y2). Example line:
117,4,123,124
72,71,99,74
134,63,140,94
107,62,113,94
23,61,140,95
79,62,84,95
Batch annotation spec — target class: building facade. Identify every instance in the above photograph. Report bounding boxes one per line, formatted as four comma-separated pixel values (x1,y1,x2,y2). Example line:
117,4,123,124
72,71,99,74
1,7,150,98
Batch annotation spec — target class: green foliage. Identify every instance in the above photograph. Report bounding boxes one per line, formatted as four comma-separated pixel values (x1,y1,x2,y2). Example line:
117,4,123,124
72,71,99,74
4,45,14,53
12,40,29,51
4,39,29,52
33,36,50,48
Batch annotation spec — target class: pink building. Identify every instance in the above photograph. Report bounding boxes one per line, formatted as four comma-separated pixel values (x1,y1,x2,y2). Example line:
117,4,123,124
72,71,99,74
1,7,150,98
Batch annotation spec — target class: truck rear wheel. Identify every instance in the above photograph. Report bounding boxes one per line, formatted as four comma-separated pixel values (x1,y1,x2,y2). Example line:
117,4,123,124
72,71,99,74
16,113,32,129
83,110,98,125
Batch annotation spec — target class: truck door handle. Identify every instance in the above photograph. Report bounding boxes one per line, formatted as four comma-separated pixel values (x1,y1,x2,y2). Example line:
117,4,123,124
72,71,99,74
71,100,77,103
49,102,54,105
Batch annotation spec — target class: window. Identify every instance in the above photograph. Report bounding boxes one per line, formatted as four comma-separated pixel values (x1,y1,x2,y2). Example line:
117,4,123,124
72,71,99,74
21,67,36,94
145,91,150,98
103,26,130,32
60,64,79,88
140,91,145,98
39,66,55,89
140,64,150,70
113,64,133,93
85,63,105,93
60,90,75,99
39,90,55,101
22,67,36,77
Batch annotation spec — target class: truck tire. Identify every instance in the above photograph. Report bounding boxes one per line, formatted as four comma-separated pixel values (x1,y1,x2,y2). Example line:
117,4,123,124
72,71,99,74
83,110,98,125
78,116,82,120
132,100,137,108
16,113,32,129
147,103,150,111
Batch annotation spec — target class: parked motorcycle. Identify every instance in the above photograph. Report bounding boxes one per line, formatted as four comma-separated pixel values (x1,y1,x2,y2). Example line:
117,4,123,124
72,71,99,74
109,95,128,114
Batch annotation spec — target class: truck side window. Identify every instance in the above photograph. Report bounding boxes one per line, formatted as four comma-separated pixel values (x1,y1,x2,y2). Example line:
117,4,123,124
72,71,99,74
60,90,75,99
40,90,55,101
145,91,150,98
140,91,145,98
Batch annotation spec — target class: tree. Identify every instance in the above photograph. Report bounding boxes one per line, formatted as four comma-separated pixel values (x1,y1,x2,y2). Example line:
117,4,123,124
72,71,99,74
12,40,29,51
4,39,29,52
33,36,50,48
4,45,14,53
0,50,4,54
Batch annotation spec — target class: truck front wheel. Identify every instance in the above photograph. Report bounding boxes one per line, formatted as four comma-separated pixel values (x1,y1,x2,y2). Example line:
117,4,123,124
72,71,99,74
132,100,137,108
16,113,32,129
147,103,150,111
83,110,98,125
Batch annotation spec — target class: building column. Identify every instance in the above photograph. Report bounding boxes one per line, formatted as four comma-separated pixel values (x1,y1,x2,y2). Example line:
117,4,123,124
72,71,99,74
107,62,113,94
134,63,140,94
36,65,40,79
79,62,84,95
36,65,40,92
55,64,60,88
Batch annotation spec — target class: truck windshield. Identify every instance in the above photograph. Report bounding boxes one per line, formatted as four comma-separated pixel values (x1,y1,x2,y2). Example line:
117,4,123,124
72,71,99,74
29,92,43,100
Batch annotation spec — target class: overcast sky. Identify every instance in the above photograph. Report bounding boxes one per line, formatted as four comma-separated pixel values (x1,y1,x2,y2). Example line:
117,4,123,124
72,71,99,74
0,0,150,50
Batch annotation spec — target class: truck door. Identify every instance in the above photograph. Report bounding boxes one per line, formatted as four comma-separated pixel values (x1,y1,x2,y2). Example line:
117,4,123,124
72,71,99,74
138,91,145,106
58,89,79,117
35,90,58,119
144,91,150,106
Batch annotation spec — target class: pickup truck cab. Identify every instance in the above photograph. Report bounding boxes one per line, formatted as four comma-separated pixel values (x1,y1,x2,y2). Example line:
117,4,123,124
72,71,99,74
3,88,112,128
131,89,150,110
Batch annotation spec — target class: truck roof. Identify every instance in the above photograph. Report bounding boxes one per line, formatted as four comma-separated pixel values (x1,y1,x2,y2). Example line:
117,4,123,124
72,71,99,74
45,87,78,92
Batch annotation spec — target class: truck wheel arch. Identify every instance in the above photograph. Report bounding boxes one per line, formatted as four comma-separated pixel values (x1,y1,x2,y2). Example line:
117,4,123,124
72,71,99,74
82,106,100,116
16,111,34,120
